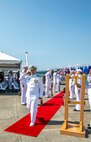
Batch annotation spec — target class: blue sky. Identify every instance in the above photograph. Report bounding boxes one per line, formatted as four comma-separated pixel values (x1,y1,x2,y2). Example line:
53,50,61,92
0,0,91,70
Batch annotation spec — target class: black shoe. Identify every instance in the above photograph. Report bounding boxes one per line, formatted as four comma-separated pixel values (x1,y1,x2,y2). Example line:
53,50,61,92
21,103,26,105
38,104,41,106
69,98,73,100
46,96,50,98
73,109,80,111
87,126,91,129
88,124,90,127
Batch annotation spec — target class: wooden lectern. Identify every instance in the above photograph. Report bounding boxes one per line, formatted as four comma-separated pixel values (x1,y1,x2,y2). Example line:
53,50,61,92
60,74,86,137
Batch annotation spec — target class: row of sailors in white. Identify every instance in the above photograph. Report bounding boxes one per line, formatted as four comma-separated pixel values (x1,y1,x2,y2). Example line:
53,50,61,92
4,71,19,90
19,65,43,127
45,69,62,97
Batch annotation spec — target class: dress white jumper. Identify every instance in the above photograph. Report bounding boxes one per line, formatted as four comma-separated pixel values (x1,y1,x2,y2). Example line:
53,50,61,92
75,74,82,110
45,71,51,97
87,74,91,110
19,72,27,104
69,74,75,99
53,72,57,94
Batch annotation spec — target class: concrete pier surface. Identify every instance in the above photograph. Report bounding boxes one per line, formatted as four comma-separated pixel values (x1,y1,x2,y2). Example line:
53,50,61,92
0,85,91,142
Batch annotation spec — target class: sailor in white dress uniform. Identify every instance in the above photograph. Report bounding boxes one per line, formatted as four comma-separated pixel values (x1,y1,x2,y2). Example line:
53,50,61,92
53,69,57,94
26,65,43,126
87,68,91,110
19,65,28,105
56,71,61,93
45,70,52,97
74,69,82,111
69,69,75,99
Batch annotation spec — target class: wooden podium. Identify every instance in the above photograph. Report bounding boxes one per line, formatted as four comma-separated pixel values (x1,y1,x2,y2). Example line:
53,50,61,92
60,74,86,137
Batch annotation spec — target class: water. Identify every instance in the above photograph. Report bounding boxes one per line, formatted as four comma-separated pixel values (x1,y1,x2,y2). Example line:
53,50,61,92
36,70,47,77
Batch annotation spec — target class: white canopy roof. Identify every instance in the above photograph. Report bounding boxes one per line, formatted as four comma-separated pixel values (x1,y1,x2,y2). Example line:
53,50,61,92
0,52,21,64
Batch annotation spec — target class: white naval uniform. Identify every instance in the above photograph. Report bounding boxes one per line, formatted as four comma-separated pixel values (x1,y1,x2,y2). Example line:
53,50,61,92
69,74,75,99
56,74,61,93
75,74,82,110
87,74,91,110
45,71,51,97
19,72,27,104
26,74,43,125
53,72,57,94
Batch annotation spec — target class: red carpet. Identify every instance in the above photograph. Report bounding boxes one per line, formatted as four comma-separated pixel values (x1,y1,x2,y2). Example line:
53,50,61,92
4,92,64,137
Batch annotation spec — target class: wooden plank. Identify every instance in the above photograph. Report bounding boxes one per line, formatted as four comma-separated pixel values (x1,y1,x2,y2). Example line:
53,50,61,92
68,100,80,104
68,100,85,105
80,74,86,130
64,74,69,122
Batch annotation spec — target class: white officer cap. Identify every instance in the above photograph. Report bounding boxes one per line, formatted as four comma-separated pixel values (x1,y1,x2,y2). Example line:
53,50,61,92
76,69,82,72
54,69,57,72
29,65,37,70
47,69,52,72
23,65,28,68
47,69,50,71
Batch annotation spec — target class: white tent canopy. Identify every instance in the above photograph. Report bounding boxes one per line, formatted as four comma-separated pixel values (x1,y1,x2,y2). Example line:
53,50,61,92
0,52,22,72
0,52,21,64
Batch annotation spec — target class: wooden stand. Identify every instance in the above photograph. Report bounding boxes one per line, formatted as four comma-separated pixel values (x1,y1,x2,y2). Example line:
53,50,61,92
60,74,86,137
